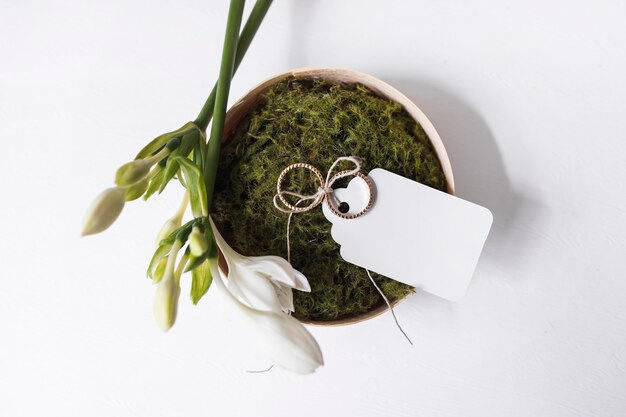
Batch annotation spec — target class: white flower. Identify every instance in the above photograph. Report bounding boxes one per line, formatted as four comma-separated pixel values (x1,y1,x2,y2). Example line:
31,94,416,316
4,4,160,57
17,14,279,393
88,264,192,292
209,217,310,313
81,187,126,236
209,261,323,374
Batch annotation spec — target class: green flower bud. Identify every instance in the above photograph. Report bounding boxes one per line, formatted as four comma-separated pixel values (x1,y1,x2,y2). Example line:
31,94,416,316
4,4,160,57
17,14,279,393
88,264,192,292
153,256,168,283
115,159,150,187
153,270,180,331
124,178,149,201
153,240,183,331
166,137,182,150
154,217,181,248
188,226,209,257
81,187,125,236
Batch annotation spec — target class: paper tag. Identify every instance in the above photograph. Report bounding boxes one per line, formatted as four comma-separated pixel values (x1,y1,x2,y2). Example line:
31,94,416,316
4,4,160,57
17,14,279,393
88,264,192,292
321,168,493,301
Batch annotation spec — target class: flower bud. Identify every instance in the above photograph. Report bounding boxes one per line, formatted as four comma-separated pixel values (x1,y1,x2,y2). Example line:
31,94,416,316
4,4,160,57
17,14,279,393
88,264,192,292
124,178,149,201
188,226,209,257
153,271,181,331
153,256,169,283
115,159,150,187
81,187,126,236
154,218,180,248
166,137,182,150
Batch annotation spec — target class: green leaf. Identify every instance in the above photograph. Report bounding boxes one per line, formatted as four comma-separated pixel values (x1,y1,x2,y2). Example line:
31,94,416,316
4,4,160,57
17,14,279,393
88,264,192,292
143,169,166,200
158,130,202,193
159,159,180,193
171,157,208,217
147,219,194,280
152,256,168,283
159,219,196,247
185,252,209,273
193,139,206,168
147,242,172,279
190,259,213,304
175,221,195,242
135,121,197,160
125,178,149,201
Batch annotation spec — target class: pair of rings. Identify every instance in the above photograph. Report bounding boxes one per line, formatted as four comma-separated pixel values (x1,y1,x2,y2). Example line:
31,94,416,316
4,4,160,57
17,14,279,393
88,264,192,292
275,162,375,219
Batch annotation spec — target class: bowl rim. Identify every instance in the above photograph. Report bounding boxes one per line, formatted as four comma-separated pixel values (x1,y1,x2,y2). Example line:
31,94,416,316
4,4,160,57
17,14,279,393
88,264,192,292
218,67,455,327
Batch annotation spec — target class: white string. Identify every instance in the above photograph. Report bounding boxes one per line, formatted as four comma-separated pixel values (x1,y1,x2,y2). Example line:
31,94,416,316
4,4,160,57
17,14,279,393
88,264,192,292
286,207,297,264
245,364,274,374
273,156,413,345
366,269,413,345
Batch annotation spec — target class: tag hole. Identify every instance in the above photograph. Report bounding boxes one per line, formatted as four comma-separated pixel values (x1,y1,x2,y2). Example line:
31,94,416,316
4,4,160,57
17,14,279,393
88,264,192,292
338,202,350,213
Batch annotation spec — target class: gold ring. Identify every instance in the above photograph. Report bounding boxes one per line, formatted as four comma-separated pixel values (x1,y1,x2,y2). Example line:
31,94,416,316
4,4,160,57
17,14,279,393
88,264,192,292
325,171,375,219
276,163,325,212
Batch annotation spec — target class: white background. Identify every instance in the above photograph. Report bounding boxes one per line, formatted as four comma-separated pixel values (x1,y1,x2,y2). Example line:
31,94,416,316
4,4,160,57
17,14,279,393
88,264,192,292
1,1,625,416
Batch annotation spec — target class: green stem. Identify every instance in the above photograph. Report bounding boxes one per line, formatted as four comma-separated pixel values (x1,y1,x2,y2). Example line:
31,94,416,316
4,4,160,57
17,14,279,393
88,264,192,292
202,0,246,212
194,0,273,131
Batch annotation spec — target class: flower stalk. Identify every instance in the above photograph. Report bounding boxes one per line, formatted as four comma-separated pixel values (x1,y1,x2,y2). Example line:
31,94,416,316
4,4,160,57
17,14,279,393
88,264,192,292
194,0,274,131
203,0,246,212
82,0,323,373
81,1,272,236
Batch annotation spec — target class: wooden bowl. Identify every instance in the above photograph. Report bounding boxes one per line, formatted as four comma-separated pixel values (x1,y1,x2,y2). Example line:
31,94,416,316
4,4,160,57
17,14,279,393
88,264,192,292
219,67,455,326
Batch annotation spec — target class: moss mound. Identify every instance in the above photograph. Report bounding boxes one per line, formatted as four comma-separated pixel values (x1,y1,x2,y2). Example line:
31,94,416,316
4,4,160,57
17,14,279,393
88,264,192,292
212,76,447,322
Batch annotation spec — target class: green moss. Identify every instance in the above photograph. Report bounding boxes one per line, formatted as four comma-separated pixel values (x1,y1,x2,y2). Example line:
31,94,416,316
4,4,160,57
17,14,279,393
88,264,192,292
212,77,447,322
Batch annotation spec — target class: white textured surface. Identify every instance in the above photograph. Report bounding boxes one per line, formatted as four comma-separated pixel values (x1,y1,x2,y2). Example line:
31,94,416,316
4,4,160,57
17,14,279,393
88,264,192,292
1,1,625,416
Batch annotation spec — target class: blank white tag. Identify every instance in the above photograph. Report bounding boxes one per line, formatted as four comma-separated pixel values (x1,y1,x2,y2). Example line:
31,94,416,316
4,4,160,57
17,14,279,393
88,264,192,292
322,168,493,301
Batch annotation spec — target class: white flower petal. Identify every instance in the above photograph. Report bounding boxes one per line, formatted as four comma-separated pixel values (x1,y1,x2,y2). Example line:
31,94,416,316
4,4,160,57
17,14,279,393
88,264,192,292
248,309,323,374
209,216,309,312
228,265,282,312
273,282,295,313
247,255,311,292
208,217,242,262
210,262,323,375
292,269,311,292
